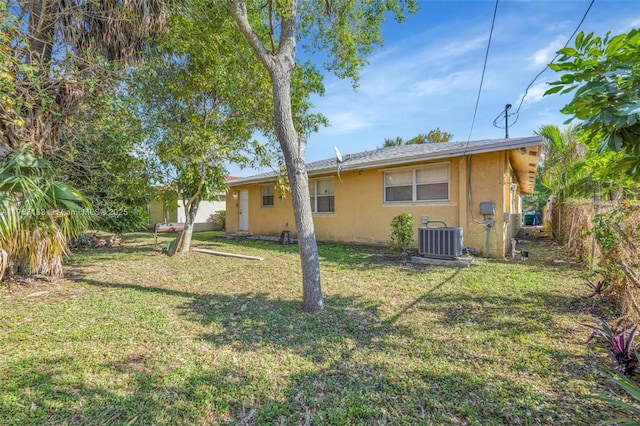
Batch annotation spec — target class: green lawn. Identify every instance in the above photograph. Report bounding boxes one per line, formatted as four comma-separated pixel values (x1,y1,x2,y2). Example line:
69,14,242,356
0,232,625,424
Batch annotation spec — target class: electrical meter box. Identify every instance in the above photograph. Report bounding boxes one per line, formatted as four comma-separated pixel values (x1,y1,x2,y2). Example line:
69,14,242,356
480,201,495,215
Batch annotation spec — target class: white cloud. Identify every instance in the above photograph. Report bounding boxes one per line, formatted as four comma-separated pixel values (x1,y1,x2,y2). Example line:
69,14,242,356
412,35,487,65
622,17,640,32
354,34,487,100
325,111,371,135
531,36,565,68
519,82,550,106
410,71,473,97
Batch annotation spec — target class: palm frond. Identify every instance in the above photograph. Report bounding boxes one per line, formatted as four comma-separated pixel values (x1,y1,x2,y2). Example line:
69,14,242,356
0,149,89,278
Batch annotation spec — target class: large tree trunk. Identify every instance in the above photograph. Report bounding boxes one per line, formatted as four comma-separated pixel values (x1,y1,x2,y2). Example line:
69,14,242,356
178,200,199,253
227,0,324,313
271,65,324,313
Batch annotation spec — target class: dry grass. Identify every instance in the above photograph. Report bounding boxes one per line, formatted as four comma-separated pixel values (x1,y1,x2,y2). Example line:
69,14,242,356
0,231,629,424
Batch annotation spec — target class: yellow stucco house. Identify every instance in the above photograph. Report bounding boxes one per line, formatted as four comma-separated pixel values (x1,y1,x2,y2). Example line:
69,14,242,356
225,136,542,258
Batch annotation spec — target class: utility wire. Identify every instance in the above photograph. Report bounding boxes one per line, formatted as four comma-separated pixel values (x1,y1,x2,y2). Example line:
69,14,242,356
465,0,499,147
508,0,596,127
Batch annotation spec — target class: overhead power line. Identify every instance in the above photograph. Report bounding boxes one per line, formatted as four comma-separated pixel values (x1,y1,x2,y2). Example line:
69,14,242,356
507,0,596,128
466,0,499,146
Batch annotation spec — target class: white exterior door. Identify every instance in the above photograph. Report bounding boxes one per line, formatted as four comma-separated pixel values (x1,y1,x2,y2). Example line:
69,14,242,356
239,190,249,232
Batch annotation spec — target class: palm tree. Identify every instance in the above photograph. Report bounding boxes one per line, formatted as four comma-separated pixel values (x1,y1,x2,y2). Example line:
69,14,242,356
382,137,404,148
535,125,589,203
1,0,170,157
0,149,90,279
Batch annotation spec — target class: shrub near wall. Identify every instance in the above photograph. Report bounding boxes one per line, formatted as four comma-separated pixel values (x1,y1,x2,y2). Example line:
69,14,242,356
591,203,640,324
558,201,640,324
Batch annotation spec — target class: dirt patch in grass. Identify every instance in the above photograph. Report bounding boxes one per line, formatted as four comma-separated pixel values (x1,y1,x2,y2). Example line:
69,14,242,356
0,231,628,424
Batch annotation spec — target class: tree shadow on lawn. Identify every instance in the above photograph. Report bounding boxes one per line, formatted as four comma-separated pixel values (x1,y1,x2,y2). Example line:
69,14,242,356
7,269,616,424
385,277,599,352
192,284,613,424
86,275,617,423
0,354,270,425
77,277,392,362
3,352,595,425
199,236,403,271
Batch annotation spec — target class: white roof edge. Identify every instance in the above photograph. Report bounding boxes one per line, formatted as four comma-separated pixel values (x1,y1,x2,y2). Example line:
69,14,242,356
228,136,543,186
340,137,543,172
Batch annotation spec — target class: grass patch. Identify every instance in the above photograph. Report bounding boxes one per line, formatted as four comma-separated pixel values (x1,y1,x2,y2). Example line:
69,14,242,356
0,232,624,424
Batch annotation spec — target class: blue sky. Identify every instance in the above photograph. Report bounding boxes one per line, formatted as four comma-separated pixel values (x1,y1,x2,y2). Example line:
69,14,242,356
229,0,640,177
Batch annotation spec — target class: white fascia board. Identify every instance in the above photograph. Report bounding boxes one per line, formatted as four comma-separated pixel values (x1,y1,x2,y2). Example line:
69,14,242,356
229,136,543,186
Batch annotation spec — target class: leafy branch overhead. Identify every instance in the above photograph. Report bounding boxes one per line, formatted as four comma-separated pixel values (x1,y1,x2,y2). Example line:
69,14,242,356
0,0,170,156
545,29,640,178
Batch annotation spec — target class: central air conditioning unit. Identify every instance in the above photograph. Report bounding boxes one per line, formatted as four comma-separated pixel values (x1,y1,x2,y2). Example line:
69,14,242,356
418,227,463,258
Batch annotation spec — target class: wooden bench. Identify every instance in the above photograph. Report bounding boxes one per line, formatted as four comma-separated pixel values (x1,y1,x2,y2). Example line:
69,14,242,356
153,222,185,247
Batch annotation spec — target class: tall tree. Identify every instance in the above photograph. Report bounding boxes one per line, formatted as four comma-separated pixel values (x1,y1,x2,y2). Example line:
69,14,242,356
133,2,323,253
51,90,156,235
0,0,169,279
535,125,587,204
534,125,632,203
0,0,169,157
546,29,640,179
406,129,453,144
226,0,418,312
425,128,453,143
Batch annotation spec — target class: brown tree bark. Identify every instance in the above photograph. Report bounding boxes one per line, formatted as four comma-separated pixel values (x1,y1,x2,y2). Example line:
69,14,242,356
228,0,324,313
178,201,198,253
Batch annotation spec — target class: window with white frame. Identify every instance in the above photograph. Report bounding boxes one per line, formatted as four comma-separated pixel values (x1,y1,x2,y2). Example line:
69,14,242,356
261,185,274,207
384,164,449,202
309,178,334,213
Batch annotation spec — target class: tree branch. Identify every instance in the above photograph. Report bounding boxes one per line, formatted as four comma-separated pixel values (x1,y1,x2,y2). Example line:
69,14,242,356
268,0,276,52
183,160,208,227
620,261,640,290
277,0,297,60
294,390,311,426
227,0,274,70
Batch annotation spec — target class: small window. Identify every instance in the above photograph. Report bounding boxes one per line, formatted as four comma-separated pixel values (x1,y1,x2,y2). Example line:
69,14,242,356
384,164,449,203
310,179,334,213
385,170,413,202
416,165,449,201
261,185,274,207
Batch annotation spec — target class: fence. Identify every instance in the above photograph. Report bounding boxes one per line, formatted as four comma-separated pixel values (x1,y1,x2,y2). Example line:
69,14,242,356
554,201,640,323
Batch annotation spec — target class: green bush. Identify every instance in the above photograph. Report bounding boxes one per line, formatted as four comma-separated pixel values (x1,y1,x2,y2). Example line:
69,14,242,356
211,210,226,231
390,213,414,253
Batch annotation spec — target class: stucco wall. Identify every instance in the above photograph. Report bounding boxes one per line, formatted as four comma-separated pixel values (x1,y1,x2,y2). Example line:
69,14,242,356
227,152,519,258
176,198,225,231
149,197,226,231
461,152,507,257
148,201,177,225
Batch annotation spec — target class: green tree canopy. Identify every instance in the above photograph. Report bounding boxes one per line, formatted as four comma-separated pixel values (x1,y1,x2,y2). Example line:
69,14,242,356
409,128,454,144
381,129,453,148
51,90,155,234
546,29,640,179
0,149,90,279
132,1,324,252
0,0,170,156
534,124,634,205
